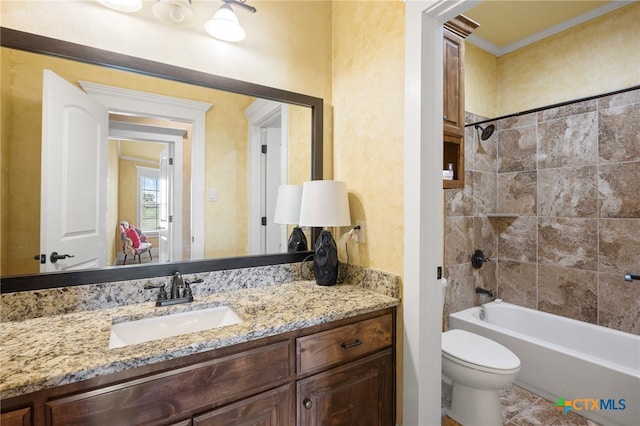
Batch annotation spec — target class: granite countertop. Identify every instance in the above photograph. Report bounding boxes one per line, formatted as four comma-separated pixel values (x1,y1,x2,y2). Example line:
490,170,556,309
0,280,399,400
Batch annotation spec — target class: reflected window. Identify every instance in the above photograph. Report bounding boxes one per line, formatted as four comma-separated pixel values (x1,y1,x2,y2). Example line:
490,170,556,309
137,166,160,235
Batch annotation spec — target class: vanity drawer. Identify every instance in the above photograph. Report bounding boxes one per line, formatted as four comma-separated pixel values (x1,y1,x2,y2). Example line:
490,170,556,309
45,341,291,426
297,314,392,375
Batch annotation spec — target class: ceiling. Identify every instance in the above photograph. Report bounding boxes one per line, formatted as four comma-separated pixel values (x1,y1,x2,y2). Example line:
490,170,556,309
118,139,166,164
463,0,636,56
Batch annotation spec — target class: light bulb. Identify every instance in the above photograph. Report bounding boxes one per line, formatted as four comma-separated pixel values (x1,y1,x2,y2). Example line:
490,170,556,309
205,4,246,42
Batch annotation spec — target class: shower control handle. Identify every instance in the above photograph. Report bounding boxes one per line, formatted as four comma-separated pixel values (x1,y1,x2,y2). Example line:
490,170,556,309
471,250,491,269
624,273,639,282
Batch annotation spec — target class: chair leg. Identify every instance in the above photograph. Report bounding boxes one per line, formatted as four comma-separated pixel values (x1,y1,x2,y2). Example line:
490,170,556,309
137,253,141,264
122,255,127,265
148,251,153,261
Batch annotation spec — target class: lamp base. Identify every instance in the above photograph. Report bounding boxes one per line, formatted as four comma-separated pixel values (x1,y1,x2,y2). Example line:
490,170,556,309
287,227,308,252
313,229,339,286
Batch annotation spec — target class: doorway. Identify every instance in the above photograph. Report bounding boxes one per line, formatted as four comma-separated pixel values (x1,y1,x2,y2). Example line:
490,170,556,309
108,115,188,265
79,81,212,260
245,99,289,255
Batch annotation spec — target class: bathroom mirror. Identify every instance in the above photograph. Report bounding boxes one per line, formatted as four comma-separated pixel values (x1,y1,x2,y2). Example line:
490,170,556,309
0,28,323,293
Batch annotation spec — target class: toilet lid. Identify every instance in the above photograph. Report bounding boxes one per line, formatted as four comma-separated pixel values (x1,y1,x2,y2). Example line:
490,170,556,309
442,329,520,370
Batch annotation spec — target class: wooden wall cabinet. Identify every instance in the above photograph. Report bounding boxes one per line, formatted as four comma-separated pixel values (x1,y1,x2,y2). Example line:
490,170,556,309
1,309,395,426
443,15,478,189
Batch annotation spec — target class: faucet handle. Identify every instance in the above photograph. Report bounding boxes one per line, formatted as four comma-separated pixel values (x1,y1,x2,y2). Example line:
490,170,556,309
144,283,167,302
182,278,203,299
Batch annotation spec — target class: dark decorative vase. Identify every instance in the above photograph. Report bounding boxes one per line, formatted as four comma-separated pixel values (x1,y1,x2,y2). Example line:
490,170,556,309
313,229,339,286
287,226,308,252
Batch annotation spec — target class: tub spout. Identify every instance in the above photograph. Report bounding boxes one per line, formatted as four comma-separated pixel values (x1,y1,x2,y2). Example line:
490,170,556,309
475,287,494,298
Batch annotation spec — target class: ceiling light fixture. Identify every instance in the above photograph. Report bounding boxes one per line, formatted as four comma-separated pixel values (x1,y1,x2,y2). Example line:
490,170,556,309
97,0,142,12
152,0,197,27
205,0,257,42
96,0,257,42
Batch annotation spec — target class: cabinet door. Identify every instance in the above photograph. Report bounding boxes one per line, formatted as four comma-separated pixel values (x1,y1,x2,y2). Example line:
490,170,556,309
443,28,464,136
0,407,32,426
297,350,393,426
193,384,293,426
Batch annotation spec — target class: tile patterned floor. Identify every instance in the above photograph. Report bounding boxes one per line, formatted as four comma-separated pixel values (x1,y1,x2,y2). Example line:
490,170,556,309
444,385,602,426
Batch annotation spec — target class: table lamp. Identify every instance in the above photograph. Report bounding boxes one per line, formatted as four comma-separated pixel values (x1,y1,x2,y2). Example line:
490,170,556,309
298,180,351,285
273,185,307,252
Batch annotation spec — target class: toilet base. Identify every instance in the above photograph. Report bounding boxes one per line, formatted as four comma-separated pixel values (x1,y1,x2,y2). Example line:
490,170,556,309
447,382,503,426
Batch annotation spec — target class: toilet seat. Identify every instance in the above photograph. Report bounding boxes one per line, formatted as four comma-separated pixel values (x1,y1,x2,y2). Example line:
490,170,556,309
442,329,520,374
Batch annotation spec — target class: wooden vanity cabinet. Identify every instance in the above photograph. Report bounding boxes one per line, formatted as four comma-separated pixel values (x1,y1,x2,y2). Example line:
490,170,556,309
1,308,395,426
296,313,394,425
443,15,478,189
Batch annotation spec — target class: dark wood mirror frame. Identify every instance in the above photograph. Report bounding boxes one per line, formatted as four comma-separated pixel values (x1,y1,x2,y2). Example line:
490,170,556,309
0,27,323,293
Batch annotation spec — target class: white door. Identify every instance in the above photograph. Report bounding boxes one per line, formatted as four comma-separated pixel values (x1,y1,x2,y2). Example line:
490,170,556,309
264,127,282,253
158,145,174,262
40,70,108,272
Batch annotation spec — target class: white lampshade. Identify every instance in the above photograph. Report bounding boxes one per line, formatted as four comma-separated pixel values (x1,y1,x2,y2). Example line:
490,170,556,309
152,0,197,26
97,0,142,12
274,185,303,225
299,180,351,227
205,4,246,42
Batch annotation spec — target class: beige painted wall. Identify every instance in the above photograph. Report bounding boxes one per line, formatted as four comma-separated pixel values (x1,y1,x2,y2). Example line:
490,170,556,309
332,0,405,275
465,43,498,119
466,2,640,118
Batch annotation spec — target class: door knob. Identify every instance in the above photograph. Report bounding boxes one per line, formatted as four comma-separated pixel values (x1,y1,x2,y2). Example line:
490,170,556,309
50,252,75,263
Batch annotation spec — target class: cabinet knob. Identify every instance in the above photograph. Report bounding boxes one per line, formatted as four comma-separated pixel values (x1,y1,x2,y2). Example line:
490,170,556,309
303,398,313,409
443,115,448,121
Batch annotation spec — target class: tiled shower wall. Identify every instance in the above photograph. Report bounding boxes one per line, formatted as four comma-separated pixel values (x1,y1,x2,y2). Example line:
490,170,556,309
443,88,640,335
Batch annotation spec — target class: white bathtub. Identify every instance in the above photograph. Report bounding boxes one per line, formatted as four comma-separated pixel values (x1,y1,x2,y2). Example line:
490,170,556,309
449,301,640,426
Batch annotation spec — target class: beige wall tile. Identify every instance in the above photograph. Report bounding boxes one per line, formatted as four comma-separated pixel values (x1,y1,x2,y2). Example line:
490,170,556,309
538,111,598,169
497,171,537,215
472,171,497,214
599,218,640,274
444,217,474,266
496,260,537,308
598,103,640,163
537,264,597,323
497,126,537,172
599,162,640,218
538,166,598,218
497,217,537,263
598,273,640,334
538,218,598,271
537,99,596,122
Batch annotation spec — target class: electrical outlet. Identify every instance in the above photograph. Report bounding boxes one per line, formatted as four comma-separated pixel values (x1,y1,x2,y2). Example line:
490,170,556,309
355,220,365,244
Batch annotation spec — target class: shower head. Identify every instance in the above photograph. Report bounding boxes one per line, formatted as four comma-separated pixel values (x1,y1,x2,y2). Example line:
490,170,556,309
474,124,495,141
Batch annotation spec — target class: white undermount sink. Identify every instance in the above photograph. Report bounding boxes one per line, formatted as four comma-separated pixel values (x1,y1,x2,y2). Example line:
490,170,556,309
109,305,243,349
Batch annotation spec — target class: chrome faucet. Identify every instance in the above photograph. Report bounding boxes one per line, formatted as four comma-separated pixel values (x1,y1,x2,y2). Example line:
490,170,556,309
144,272,203,307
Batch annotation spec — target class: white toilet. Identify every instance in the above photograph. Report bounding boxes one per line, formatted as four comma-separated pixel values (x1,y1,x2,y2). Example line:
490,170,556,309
441,280,520,426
